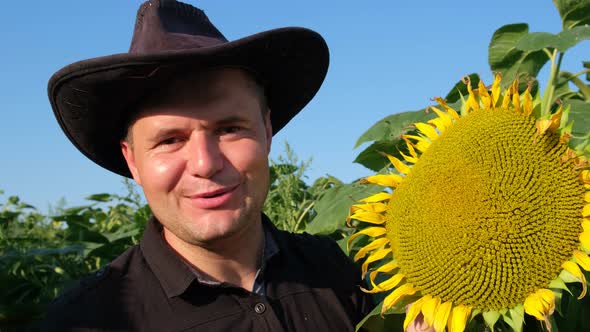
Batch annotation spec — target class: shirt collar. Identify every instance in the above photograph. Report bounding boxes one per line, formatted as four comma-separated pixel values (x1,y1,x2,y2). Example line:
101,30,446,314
140,214,280,298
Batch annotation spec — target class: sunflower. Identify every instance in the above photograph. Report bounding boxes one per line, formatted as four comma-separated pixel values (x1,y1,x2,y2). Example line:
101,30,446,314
347,74,590,332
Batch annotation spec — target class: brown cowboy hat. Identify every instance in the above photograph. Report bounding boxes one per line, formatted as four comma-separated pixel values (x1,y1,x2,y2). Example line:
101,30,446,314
48,0,329,178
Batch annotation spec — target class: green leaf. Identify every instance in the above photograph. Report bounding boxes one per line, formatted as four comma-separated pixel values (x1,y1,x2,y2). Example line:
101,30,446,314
353,140,403,172
445,74,480,103
305,183,384,235
516,32,562,51
552,0,590,29
516,27,590,53
354,109,435,148
489,24,550,88
355,300,406,332
85,193,113,202
566,99,590,147
561,26,590,50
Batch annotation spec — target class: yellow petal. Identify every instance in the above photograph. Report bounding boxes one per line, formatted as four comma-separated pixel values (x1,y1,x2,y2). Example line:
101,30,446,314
585,192,590,203
402,134,431,153
348,210,384,226
583,219,590,232
536,289,555,312
354,237,389,262
347,227,387,251
465,80,480,112
562,261,587,298
524,293,545,321
421,295,440,326
448,304,472,332
403,137,419,159
385,154,411,175
522,85,533,116
580,231,590,251
511,80,521,114
491,73,501,106
362,248,391,277
404,297,427,331
535,119,552,138
574,250,590,271
350,202,387,214
501,87,512,110
381,283,417,316
584,204,590,217
581,170,590,184
368,261,399,286
549,106,563,131
365,273,404,293
415,122,440,142
428,106,453,132
434,97,460,119
524,289,554,321
399,148,419,164
433,301,453,332
359,192,391,203
363,174,403,188
478,79,492,109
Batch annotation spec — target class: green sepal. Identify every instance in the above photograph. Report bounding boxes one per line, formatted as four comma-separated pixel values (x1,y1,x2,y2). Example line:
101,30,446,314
482,310,501,330
501,305,525,332
549,277,573,295
560,269,581,283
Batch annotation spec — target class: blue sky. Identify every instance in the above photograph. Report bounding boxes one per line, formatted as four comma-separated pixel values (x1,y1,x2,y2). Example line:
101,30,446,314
1,1,588,211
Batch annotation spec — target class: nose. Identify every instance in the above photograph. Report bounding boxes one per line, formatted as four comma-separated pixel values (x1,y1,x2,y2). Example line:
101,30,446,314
185,131,224,178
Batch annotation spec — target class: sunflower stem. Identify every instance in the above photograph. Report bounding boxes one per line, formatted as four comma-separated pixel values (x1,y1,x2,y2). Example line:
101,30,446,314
541,49,564,117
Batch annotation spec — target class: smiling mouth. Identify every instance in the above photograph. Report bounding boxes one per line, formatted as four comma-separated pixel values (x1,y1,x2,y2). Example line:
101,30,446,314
187,184,239,209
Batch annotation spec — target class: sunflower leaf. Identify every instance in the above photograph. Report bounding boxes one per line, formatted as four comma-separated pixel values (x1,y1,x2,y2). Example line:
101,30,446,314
552,0,590,29
488,23,550,89
354,299,407,332
353,140,405,172
515,27,590,53
354,109,435,148
566,99,590,149
305,183,383,235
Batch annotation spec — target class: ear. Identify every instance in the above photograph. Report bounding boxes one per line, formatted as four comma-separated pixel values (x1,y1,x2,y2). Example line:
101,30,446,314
264,110,272,154
120,140,143,186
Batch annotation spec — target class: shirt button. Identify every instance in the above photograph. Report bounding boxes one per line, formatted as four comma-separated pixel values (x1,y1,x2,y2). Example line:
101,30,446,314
254,303,266,314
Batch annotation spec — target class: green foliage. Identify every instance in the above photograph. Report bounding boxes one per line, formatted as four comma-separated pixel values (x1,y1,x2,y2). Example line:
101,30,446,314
0,187,150,331
263,142,342,233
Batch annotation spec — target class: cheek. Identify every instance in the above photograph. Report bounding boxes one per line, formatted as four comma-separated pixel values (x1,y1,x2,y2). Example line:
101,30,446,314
138,155,186,194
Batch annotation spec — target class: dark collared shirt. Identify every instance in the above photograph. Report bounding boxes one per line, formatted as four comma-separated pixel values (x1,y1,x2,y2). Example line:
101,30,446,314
42,215,373,331
187,222,279,296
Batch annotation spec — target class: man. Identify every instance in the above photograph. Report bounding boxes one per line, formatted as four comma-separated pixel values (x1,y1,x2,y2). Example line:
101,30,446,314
43,1,372,331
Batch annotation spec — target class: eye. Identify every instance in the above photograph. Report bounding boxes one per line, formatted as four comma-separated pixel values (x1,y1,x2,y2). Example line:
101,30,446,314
217,126,243,135
158,136,184,146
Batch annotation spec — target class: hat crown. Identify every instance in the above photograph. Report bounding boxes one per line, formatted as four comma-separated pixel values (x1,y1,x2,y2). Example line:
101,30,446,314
130,0,228,54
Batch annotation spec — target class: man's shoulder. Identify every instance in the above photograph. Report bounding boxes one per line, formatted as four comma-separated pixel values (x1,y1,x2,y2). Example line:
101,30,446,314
272,228,360,285
41,245,144,331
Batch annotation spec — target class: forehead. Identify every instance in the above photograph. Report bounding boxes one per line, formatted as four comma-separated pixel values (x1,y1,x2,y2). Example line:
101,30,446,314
127,67,261,128
143,67,259,110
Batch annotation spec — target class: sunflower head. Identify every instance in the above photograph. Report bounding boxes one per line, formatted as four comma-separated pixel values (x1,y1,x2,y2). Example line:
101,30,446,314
348,74,590,332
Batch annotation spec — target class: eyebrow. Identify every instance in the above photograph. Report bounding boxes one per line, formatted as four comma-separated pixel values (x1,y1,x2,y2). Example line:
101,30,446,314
147,115,250,140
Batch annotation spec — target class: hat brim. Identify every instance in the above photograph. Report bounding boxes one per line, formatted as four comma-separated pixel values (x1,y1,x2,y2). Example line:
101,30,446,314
48,27,329,178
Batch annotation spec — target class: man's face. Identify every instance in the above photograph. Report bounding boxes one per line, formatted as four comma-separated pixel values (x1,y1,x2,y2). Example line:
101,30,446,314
121,68,272,247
